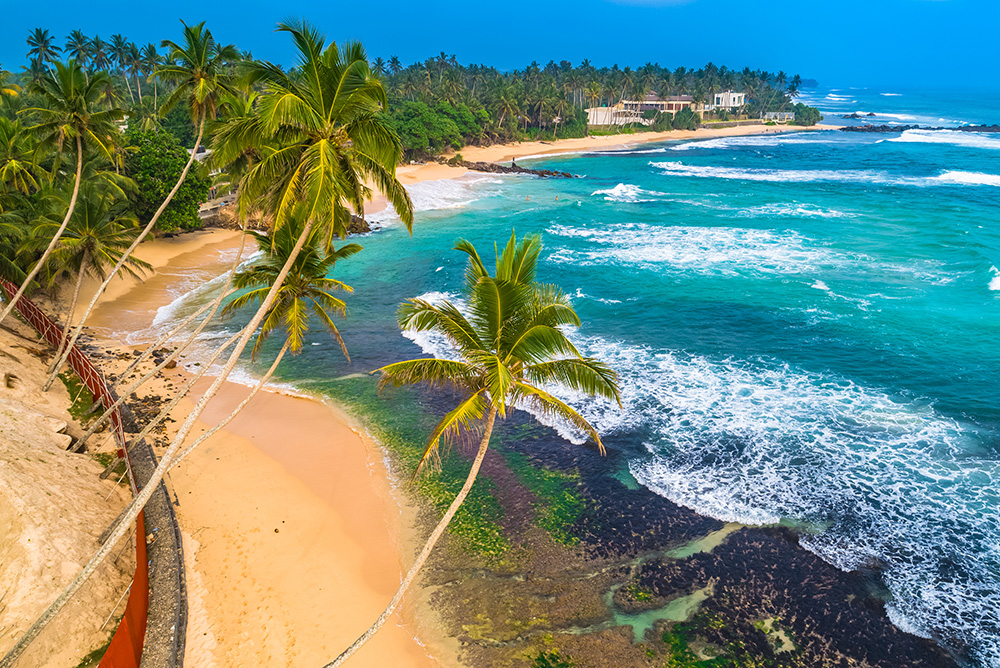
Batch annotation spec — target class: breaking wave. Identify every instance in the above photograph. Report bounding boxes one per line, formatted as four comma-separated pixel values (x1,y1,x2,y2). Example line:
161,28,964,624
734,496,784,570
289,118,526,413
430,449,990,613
546,222,842,277
888,129,1000,151
591,183,665,202
650,160,1000,188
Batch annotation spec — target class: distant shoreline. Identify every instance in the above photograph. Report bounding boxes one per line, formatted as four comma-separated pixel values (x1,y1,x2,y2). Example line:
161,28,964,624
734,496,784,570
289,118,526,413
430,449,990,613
365,122,838,214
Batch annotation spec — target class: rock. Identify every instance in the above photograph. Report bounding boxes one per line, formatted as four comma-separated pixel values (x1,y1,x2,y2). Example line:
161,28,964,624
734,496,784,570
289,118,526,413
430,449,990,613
437,157,578,179
867,112,877,117
346,214,370,235
164,360,177,370
957,124,1000,133
839,124,922,133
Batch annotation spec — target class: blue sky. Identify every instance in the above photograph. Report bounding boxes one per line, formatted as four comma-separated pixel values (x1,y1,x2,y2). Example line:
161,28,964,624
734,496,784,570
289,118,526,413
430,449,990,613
3,0,997,88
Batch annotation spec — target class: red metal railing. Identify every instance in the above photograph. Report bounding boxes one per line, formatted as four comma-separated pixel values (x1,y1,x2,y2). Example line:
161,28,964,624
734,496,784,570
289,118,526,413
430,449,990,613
1,279,148,668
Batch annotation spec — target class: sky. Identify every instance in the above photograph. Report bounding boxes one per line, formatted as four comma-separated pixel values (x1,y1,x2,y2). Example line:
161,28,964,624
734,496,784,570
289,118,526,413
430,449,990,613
3,0,998,89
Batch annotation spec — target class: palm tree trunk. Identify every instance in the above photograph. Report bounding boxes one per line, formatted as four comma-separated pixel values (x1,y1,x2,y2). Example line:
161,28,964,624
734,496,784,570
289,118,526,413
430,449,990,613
135,73,143,103
114,227,247,384
123,75,134,105
0,135,83,327
73,228,249,450
168,339,288,467
0,219,314,668
42,112,208,391
72,327,242,454
325,404,499,668
49,249,88,374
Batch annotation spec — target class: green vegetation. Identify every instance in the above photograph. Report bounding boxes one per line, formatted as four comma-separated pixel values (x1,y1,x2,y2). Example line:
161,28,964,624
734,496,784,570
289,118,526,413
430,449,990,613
123,128,210,232
659,611,790,667
58,370,95,422
532,649,575,668
792,102,823,127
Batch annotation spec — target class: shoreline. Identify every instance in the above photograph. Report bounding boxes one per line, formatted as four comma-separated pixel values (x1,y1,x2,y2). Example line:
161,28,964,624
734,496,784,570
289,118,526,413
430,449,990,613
70,119,942,668
83,234,449,668
365,122,838,214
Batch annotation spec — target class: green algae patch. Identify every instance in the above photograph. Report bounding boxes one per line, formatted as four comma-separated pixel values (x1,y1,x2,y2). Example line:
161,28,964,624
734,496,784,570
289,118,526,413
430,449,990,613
502,449,585,547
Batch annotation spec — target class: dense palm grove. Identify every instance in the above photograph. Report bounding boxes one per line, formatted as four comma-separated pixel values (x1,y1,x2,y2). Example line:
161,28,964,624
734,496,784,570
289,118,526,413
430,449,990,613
377,56,818,156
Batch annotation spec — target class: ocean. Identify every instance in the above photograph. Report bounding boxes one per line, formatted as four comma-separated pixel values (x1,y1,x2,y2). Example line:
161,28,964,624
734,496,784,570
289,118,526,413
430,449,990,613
158,86,1000,666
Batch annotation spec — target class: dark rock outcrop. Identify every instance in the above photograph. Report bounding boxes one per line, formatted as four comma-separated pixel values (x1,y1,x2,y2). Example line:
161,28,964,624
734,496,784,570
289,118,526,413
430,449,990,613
841,123,1000,134
436,156,577,178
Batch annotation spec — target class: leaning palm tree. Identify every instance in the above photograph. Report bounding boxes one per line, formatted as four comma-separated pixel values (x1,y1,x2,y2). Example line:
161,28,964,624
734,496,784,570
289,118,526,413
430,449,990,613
0,26,410,666
32,184,150,367
41,21,239,390
224,212,360,360
213,19,412,239
326,233,621,666
0,61,121,327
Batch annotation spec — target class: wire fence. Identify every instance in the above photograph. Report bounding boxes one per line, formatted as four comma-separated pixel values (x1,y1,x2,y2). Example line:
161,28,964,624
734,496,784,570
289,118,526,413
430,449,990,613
1,279,150,667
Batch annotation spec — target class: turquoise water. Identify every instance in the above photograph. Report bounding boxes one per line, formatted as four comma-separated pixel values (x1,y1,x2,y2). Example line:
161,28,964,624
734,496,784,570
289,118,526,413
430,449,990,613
167,87,1000,665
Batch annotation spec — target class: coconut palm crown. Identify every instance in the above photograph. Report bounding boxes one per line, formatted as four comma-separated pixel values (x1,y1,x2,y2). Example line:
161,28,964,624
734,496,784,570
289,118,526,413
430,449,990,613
223,208,361,361
378,231,622,471
212,19,413,240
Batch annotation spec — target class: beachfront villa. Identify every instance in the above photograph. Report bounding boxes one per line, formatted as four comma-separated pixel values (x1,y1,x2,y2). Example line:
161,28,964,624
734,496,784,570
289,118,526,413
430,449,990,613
588,90,750,126
706,90,746,111
587,92,696,126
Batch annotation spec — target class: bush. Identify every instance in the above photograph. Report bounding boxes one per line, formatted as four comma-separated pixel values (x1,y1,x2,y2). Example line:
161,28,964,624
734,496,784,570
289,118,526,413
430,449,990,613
123,128,211,232
672,107,698,131
650,111,674,131
793,102,822,126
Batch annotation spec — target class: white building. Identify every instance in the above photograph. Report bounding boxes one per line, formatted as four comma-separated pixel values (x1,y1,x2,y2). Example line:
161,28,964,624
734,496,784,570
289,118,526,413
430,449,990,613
707,90,745,110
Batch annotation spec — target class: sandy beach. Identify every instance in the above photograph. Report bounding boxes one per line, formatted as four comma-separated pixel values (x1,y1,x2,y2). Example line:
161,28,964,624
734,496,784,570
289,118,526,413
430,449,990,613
366,122,838,214
78,122,837,667
84,233,445,668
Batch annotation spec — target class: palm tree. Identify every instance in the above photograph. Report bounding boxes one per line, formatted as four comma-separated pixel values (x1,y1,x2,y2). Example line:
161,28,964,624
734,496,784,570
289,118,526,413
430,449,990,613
0,61,121,327
0,69,21,100
0,118,41,197
213,19,413,238
32,184,150,363
26,28,60,74
108,34,133,102
41,20,239,390
87,36,110,73
223,212,360,360
372,56,386,77
326,232,621,666
126,43,143,103
0,26,407,665
388,55,402,75
140,43,159,106
64,31,90,69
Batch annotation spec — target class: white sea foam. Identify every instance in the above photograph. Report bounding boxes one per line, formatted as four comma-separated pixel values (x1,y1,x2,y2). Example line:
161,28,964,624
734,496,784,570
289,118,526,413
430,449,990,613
566,334,999,667
990,267,1000,292
591,183,665,203
369,174,503,225
881,93,903,97
736,203,855,219
888,129,1000,151
670,132,842,151
930,171,1000,187
547,222,840,276
650,160,1000,188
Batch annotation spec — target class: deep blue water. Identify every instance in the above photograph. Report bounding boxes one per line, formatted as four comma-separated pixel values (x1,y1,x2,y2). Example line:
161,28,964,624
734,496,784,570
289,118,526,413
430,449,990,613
161,86,1000,666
